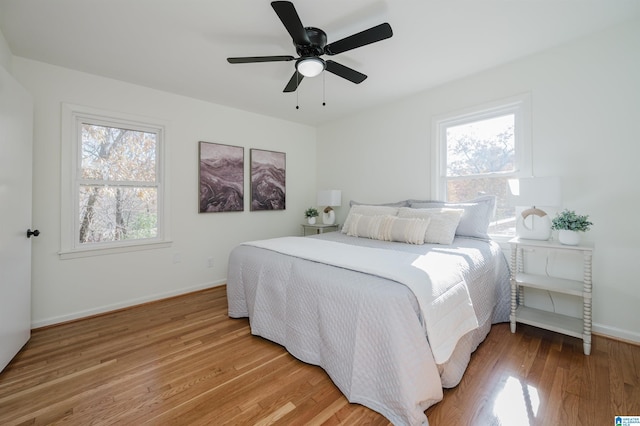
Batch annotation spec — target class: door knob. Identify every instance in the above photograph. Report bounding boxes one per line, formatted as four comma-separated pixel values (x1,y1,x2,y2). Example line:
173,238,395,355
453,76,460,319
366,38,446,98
27,229,40,238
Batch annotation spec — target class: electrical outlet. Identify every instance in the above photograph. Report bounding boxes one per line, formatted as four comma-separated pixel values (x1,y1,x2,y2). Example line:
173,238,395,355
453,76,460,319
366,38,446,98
207,257,214,268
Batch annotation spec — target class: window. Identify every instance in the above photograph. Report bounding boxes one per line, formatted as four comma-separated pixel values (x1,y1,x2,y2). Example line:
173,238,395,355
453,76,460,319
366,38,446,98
61,104,169,257
433,94,531,237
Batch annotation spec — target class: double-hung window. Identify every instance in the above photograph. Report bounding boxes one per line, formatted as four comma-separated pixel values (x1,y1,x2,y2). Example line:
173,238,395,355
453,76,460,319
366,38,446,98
61,104,169,257
433,94,532,237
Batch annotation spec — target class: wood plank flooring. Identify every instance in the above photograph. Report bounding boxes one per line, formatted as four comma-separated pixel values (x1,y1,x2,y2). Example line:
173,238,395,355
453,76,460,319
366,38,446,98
0,286,638,425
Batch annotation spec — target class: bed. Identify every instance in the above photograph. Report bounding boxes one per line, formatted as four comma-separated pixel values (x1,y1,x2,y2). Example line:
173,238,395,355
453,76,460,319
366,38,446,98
227,199,511,425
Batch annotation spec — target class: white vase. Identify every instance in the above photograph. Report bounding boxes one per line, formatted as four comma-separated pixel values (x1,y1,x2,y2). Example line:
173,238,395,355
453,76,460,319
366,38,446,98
307,217,316,225
558,230,581,245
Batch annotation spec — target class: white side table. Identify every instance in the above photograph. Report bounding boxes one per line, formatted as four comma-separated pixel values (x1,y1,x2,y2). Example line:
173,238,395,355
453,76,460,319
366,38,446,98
509,237,594,355
301,223,339,236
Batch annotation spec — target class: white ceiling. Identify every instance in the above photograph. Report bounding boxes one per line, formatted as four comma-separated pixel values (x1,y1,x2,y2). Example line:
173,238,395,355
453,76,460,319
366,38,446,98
1,0,639,126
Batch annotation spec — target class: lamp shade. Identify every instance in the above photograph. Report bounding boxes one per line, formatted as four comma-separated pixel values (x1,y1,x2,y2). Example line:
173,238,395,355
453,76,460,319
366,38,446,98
317,190,342,207
508,177,561,207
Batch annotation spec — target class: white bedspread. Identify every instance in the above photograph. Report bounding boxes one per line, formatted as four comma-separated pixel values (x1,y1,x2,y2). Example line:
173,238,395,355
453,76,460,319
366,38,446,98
227,233,510,425
244,236,478,364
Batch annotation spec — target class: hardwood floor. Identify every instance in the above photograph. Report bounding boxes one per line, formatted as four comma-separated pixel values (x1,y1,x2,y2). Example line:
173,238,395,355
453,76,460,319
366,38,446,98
0,286,638,426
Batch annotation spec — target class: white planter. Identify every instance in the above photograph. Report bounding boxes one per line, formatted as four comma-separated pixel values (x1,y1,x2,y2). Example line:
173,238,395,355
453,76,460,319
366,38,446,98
307,217,316,225
558,230,581,245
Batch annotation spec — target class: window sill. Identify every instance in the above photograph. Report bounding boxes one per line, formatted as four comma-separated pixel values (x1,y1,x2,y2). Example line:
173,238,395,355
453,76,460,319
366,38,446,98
59,240,172,260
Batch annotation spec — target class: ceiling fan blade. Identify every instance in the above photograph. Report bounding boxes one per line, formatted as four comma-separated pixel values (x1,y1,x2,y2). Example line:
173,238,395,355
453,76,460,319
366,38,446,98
325,23,392,55
227,55,295,64
283,71,304,92
325,60,367,84
271,1,310,46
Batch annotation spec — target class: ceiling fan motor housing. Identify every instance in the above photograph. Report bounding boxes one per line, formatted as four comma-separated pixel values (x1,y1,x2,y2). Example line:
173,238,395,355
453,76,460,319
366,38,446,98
296,27,327,56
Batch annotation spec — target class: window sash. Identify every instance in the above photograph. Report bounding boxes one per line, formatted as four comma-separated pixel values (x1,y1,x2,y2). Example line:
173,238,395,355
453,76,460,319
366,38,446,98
61,103,168,256
432,94,532,238
76,179,159,187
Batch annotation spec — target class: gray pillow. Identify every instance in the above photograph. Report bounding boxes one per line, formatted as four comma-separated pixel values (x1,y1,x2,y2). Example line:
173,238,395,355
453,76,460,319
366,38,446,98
407,199,439,205
350,199,410,207
410,195,496,239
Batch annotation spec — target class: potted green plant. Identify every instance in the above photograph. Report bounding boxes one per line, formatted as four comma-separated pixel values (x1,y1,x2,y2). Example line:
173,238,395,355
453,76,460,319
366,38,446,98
551,209,593,245
304,207,319,225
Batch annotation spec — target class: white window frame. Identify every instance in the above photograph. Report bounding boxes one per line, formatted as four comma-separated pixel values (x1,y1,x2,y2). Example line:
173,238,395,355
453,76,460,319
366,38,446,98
60,103,171,259
432,93,532,240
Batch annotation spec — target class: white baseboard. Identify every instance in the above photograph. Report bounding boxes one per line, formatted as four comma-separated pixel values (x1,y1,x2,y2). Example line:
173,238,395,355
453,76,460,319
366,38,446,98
593,322,640,344
31,280,226,329
32,281,640,346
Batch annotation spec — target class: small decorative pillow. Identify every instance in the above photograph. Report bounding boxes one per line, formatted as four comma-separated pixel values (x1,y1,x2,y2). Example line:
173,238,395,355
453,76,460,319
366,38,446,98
346,213,385,239
378,215,430,245
398,207,464,245
342,205,400,234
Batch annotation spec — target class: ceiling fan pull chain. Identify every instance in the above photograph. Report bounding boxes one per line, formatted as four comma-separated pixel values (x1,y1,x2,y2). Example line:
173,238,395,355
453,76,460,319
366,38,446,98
322,71,326,106
296,72,300,109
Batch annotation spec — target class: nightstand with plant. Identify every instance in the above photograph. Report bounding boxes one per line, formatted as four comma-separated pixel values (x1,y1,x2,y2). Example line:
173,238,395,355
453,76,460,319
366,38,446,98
302,207,339,235
509,210,594,355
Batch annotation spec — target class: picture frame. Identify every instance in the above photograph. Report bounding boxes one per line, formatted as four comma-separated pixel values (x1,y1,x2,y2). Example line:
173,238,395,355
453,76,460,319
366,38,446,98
250,149,286,211
198,141,244,213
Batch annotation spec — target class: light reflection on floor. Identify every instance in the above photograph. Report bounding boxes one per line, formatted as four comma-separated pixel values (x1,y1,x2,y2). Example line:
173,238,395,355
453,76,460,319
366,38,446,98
493,376,540,425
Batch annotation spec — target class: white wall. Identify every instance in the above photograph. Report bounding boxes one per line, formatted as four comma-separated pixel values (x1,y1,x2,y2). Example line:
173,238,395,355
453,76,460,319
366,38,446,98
0,28,11,71
12,58,317,327
317,20,640,342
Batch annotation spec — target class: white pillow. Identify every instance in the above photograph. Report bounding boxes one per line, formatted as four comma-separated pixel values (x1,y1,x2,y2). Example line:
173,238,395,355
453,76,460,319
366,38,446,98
346,214,385,239
342,205,399,234
379,215,430,245
410,195,496,239
398,207,464,245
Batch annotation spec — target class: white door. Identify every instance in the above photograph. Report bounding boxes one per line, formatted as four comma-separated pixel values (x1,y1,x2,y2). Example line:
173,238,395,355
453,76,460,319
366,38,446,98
0,65,34,372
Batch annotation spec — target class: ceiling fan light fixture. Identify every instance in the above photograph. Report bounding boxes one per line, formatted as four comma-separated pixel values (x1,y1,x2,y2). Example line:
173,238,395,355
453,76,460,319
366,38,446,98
296,57,325,77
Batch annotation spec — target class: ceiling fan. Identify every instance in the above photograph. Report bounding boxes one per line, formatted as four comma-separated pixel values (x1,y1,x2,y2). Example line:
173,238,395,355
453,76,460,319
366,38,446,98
227,1,393,93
